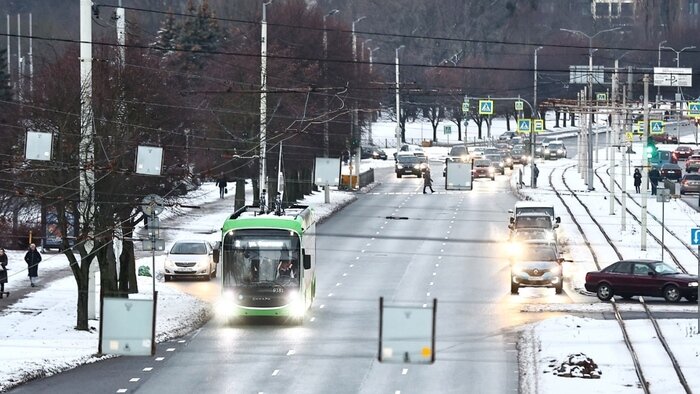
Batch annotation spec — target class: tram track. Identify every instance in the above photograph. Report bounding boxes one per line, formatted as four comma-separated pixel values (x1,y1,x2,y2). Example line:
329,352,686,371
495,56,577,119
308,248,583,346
545,164,691,394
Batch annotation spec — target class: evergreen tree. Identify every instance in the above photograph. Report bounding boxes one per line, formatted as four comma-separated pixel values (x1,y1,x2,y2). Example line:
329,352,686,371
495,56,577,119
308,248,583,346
0,49,12,101
176,0,223,68
153,8,177,56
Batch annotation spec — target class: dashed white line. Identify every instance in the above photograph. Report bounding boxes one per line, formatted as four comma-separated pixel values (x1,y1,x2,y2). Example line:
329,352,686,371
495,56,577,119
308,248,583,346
328,293,334,297
426,292,430,297
310,317,316,322
402,368,408,375
155,357,164,361
129,378,140,382
422,304,428,308
432,272,437,276
435,263,439,267
335,282,341,287
356,256,360,260
361,249,366,253
437,256,442,260
429,282,434,286
395,391,401,394
177,340,186,343
142,367,153,372
320,304,325,309
116,389,127,393
371,237,376,240
350,264,354,267
166,348,176,352
272,369,279,376
342,273,347,277
286,349,296,356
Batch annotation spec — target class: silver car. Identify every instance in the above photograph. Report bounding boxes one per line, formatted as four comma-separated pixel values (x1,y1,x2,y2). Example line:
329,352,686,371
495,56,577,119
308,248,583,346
680,174,700,194
164,240,218,281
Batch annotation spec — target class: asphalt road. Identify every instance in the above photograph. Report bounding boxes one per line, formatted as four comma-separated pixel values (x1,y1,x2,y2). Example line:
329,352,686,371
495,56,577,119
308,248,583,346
10,163,538,394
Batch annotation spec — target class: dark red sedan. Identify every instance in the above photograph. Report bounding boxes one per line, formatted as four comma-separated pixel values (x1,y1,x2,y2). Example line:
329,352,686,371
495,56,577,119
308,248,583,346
585,260,698,302
673,145,693,160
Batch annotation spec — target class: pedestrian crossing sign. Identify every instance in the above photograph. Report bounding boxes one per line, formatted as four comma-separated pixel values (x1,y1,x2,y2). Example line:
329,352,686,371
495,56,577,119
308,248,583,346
689,102,700,117
515,101,523,111
533,119,544,133
649,120,664,134
517,118,531,134
478,100,493,115
625,132,634,142
596,93,607,101
462,101,469,113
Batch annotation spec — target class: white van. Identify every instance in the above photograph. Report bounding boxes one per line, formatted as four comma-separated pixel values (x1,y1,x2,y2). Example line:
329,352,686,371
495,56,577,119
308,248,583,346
508,201,560,224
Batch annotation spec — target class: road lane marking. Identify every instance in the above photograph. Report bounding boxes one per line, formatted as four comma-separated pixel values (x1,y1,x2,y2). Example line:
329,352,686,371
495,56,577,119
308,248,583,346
286,349,295,356
343,273,347,277
429,282,434,286
435,264,439,267
432,272,437,276
310,317,316,322
437,256,442,260
142,367,153,372
155,357,164,361
116,390,127,393
272,370,279,376
177,340,186,343
426,292,430,297
402,368,408,375
328,293,334,297
361,249,366,253
166,348,176,352
320,305,325,309
336,283,341,287
422,304,427,308
350,264,354,267
129,378,140,382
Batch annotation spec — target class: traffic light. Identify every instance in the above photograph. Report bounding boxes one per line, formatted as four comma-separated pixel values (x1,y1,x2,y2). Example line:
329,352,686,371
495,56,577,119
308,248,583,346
645,136,657,159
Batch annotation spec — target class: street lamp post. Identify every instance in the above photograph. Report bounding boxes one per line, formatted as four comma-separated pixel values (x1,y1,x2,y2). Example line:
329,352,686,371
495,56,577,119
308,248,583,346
531,46,543,189
367,46,380,145
660,44,696,139
351,16,366,190
560,27,622,191
322,9,339,159
395,45,405,149
361,39,372,61
259,0,273,204
657,40,667,101
368,46,380,74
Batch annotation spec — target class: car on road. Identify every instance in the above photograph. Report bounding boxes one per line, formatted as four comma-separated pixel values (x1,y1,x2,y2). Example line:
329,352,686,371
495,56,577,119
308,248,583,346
680,173,700,194
673,145,693,160
164,239,218,281
651,132,679,144
485,154,506,175
543,141,567,160
509,212,559,241
501,151,514,170
393,144,427,160
395,153,426,178
510,147,530,165
446,144,470,163
510,243,564,295
660,163,682,181
509,228,557,244
471,159,495,180
686,155,700,170
470,147,487,159
361,145,387,160
536,137,555,157
585,260,699,302
508,201,560,224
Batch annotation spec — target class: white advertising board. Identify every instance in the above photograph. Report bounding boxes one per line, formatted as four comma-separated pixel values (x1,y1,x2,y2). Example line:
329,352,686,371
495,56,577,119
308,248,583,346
314,157,341,186
653,67,692,87
100,296,155,356
569,65,605,85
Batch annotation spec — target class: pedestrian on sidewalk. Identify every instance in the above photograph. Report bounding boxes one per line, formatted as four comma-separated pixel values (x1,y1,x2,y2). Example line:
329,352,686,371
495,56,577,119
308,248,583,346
633,168,642,193
649,166,661,195
215,172,228,199
423,167,435,194
0,248,8,298
24,243,41,287
532,164,540,188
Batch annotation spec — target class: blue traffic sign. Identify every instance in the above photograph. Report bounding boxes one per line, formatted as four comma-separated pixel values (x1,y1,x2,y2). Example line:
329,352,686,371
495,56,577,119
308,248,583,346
649,120,664,134
692,228,700,245
689,102,700,117
478,100,493,115
517,119,531,134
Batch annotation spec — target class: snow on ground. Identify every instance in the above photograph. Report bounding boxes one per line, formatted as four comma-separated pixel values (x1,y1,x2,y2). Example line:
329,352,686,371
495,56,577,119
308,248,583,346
515,127,700,393
3,115,699,393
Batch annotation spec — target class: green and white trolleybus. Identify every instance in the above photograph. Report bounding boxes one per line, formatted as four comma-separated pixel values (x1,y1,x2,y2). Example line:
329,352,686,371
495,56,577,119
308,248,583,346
216,204,316,323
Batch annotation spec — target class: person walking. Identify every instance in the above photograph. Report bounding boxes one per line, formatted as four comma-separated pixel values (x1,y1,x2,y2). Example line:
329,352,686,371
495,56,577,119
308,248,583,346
0,248,8,298
24,243,41,287
649,166,661,195
532,164,540,188
423,167,434,194
633,168,642,193
215,172,228,199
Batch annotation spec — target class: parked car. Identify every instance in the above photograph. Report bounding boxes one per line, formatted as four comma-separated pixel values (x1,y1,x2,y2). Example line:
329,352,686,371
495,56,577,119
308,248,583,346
673,145,694,160
585,260,698,302
485,154,506,175
361,145,387,160
510,243,564,295
660,163,682,181
680,173,700,194
395,153,425,178
498,131,516,141
163,239,218,281
472,159,495,180
543,141,567,159
651,133,679,144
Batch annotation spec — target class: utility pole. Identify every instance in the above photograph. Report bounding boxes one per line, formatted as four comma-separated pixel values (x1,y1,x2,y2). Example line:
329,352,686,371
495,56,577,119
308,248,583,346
28,13,32,96
352,16,366,190
641,74,650,251
16,13,20,101
395,45,405,149
610,59,618,215
621,85,627,231
79,0,96,318
260,1,273,204
531,46,543,189
657,40,667,101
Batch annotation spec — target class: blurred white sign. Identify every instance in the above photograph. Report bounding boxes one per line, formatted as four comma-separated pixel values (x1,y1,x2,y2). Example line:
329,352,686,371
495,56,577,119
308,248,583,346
314,157,341,186
25,131,52,161
136,146,163,176
654,67,692,87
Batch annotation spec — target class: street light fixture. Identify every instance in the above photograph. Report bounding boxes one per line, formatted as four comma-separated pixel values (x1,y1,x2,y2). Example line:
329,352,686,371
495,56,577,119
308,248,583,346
660,44,697,68
560,27,622,191
531,46,543,189
361,39,372,61
351,16,366,189
395,45,405,150
259,0,274,205
657,40,667,101
368,46,380,74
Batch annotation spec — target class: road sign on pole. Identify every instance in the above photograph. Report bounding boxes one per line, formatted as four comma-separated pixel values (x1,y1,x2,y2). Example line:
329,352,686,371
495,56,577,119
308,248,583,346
596,93,607,101
462,101,469,113
533,119,544,133
691,228,700,245
649,120,665,135
478,100,493,115
517,119,531,134
443,125,452,135
689,102,700,117
514,101,523,111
